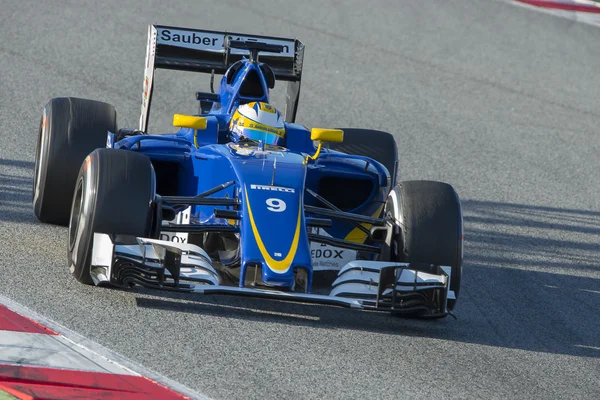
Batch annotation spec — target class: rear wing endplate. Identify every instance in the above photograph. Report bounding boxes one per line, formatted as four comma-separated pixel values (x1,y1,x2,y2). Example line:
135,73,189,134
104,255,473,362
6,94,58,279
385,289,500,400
140,24,305,131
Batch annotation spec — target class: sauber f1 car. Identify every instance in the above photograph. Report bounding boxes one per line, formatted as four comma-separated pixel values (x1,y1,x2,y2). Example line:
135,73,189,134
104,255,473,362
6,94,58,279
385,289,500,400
33,25,463,318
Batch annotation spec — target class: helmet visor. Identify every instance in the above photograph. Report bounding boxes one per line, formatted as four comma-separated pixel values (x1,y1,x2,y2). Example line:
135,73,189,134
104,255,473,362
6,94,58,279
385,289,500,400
239,127,284,146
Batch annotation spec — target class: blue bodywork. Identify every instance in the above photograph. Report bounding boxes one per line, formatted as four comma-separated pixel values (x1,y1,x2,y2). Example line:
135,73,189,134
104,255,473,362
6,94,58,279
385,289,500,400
109,58,391,291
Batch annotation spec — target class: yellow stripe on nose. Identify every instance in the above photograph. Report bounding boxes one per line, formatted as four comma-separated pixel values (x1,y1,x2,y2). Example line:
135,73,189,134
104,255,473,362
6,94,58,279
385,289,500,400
245,186,301,273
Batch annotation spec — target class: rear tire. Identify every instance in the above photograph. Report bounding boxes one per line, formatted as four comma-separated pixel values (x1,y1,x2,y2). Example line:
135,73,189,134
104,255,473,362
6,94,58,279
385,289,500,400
68,149,156,285
385,180,463,311
329,128,398,185
33,97,117,225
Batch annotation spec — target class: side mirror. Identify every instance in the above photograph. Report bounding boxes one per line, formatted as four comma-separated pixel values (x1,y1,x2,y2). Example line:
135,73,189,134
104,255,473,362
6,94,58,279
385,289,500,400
305,128,344,164
173,114,207,130
310,128,344,143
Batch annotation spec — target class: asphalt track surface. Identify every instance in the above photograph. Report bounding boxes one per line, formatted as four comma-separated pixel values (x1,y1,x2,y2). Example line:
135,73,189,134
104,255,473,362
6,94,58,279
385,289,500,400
1,1,599,399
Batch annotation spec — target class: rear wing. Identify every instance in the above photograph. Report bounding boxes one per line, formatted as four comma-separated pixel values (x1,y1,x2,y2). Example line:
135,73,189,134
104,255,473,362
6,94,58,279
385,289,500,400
139,24,305,132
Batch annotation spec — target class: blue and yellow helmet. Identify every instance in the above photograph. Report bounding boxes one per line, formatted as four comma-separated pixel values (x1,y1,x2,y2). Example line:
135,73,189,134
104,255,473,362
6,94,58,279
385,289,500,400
229,102,285,146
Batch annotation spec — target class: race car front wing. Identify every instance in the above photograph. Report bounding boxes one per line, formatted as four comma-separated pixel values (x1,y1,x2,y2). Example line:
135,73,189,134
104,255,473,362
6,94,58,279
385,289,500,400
90,234,455,317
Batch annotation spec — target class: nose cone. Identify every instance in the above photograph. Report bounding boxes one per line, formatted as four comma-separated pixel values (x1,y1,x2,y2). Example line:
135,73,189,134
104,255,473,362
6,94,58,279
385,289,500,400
230,152,312,288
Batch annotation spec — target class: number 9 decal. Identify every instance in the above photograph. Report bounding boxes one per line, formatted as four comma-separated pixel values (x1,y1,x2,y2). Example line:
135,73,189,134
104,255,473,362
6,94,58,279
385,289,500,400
266,198,286,212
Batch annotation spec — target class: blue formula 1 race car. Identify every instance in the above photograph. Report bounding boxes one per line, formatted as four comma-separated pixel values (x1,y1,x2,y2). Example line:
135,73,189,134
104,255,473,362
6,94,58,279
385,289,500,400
33,25,463,318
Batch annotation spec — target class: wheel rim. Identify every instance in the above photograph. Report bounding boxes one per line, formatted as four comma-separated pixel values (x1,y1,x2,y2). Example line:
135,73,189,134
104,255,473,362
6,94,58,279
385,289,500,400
33,115,45,204
384,188,403,261
69,178,84,251
386,188,401,225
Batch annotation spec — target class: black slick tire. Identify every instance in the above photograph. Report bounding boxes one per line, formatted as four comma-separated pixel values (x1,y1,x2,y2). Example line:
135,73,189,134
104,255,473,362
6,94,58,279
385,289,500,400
33,97,117,225
68,149,156,285
385,180,463,312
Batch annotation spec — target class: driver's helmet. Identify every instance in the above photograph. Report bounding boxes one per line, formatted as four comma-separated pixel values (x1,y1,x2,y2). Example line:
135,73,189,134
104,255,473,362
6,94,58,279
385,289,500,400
229,102,285,146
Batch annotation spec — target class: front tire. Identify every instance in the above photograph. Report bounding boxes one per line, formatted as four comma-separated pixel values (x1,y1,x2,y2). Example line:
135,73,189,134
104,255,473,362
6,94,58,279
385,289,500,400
385,180,463,312
68,149,156,285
